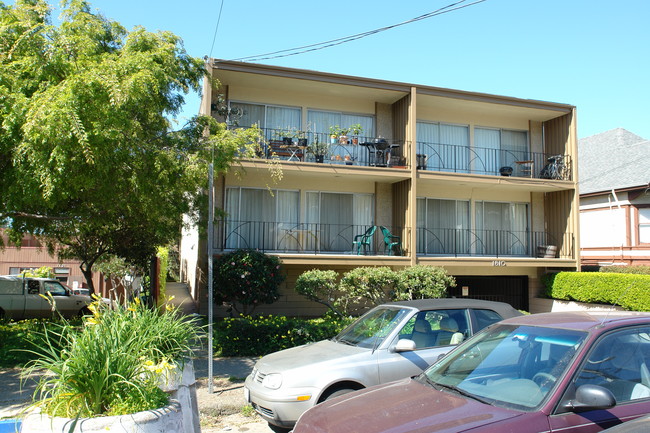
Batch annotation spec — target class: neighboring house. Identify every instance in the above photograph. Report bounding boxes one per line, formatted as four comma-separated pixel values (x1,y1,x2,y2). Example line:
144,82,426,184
181,60,580,316
0,230,102,290
578,128,650,267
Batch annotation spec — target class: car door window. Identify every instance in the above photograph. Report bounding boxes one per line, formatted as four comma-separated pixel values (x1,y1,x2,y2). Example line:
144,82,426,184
43,281,67,296
573,328,650,404
472,308,505,331
399,310,469,349
27,280,40,294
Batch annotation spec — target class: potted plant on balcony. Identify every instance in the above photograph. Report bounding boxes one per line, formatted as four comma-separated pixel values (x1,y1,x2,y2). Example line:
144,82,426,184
278,127,298,146
349,123,364,145
21,295,202,433
329,125,341,144
307,137,329,163
338,127,350,145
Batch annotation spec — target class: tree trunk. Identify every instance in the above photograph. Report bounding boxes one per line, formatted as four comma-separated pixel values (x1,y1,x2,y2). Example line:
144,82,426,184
80,263,95,294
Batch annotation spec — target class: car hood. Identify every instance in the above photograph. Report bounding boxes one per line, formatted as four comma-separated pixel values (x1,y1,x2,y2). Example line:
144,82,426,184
254,339,367,374
294,378,524,433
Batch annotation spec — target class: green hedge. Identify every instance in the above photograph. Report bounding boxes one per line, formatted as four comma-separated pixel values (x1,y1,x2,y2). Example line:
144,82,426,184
214,315,353,357
600,266,650,275
543,272,650,311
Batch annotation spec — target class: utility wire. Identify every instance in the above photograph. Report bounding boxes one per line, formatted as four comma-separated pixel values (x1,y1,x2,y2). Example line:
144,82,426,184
208,0,225,59
229,0,486,63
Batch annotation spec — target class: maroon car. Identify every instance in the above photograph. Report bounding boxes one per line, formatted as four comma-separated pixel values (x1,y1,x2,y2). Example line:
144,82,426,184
293,311,650,433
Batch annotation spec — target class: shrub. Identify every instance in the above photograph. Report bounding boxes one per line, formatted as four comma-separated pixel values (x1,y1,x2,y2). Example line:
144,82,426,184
214,249,285,315
214,315,352,356
24,296,201,417
394,265,456,300
338,267,398,315
543,271,650,311
294,269,342,316
600,265,650,275
0,319,61,368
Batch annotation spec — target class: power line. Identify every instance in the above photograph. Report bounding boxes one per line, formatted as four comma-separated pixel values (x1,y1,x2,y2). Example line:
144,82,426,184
208,0,225,59
229,0,486,63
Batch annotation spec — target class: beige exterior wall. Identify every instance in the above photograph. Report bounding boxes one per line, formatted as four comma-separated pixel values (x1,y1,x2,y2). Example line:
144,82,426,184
182,60,581,317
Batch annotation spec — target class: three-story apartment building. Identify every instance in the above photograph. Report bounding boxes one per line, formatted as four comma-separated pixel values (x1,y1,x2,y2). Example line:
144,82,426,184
181,60,580,315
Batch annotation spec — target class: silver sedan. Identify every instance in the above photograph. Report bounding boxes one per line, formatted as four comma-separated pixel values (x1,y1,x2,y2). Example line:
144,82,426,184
244,298,522,431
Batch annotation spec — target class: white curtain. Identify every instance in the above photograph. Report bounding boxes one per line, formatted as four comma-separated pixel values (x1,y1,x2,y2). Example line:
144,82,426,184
224,187,299,250
416,122,469,172
475,201,528,255
501,130,528,169
474,128,501,175
267,106,301,138
420,198,470,254
230,102,265,129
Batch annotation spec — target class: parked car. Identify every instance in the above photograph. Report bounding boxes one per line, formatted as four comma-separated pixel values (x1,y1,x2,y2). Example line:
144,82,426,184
244,298,522,431
293,311,650,433
0,275,93,320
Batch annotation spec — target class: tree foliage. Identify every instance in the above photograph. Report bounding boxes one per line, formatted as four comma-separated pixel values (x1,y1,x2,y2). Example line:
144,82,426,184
0,1,268,291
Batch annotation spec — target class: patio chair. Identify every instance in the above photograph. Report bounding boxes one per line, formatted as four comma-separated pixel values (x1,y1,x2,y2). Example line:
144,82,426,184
380,226,402,256
352,226,376,255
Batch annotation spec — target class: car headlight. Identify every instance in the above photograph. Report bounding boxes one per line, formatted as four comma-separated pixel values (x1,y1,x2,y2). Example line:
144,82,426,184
262,373,282,390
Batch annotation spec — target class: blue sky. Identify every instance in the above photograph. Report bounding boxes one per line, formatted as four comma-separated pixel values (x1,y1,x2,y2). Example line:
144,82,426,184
42,0,650,139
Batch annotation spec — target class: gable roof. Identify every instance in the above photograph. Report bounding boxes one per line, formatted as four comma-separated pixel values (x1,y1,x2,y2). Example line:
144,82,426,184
578,128,650,195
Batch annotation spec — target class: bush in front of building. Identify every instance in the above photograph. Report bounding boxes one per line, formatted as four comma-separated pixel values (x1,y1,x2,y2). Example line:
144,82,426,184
295,265,455,317
213,249,286,315
599,265,650,275
214,314,353,357
542,271,650,311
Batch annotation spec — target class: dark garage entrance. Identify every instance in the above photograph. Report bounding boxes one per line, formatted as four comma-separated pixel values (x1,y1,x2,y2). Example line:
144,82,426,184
449,276,528,311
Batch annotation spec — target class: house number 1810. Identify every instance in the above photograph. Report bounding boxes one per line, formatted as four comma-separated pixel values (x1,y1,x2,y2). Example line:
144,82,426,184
492,261,507,267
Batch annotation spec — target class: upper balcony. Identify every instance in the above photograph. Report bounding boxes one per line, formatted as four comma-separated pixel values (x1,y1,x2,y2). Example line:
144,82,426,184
238,126,572,182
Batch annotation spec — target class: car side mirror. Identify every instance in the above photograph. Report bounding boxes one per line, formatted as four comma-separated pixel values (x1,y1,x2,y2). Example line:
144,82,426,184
394,339,416,352
561,384,616,412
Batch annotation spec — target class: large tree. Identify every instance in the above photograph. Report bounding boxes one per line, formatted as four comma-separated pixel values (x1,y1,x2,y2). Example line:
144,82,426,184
0,0,266,292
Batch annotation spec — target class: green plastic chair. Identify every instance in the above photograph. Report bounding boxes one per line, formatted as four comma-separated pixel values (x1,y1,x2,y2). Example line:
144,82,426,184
353,226,376,255
379,226,402,256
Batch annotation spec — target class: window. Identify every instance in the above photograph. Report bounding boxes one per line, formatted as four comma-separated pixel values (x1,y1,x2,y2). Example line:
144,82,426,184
229,102,301,139
224,187,299,250
574,328,650,404
639,208,650,244
416,122,470,173
473,309,506,330
417,198,470,255
306,192,374,253
475,201,529,256
474,128,528,176
44,281,67,296
307,110,374,140
401,309,469,349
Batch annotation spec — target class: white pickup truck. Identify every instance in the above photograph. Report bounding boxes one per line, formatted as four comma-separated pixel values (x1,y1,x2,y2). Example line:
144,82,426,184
0,275,93,320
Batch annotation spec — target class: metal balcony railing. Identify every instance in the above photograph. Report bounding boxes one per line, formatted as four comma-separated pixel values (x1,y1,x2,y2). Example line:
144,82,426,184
213,221,406,255
212,220,573,259
415,141,572,180
416,227,574,258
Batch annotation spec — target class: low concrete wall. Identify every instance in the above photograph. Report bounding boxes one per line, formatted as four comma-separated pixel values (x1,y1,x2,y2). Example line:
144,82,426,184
530,297,623,314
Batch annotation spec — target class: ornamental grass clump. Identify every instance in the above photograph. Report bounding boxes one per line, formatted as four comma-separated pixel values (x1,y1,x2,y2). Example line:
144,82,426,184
24,296,201,418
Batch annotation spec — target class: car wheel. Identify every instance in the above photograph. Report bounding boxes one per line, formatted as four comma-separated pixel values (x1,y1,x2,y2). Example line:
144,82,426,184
321,387,358,402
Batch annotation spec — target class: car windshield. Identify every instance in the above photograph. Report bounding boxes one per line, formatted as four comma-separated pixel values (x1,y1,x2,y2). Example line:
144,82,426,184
421,324,587,411
335,307,411,349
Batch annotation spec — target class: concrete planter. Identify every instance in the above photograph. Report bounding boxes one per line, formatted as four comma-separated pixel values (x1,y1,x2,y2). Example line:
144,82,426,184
21,360,200,433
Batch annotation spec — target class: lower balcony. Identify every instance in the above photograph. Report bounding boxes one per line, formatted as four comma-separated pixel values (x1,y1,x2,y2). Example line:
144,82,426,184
212,221,573,259
213,221,404,256
416,228,575,259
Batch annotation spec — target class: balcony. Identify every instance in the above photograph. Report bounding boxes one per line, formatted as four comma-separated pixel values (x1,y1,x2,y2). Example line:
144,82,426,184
213,221,405,255
416,141,572,181
416,227,575,259
212,221,573,259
